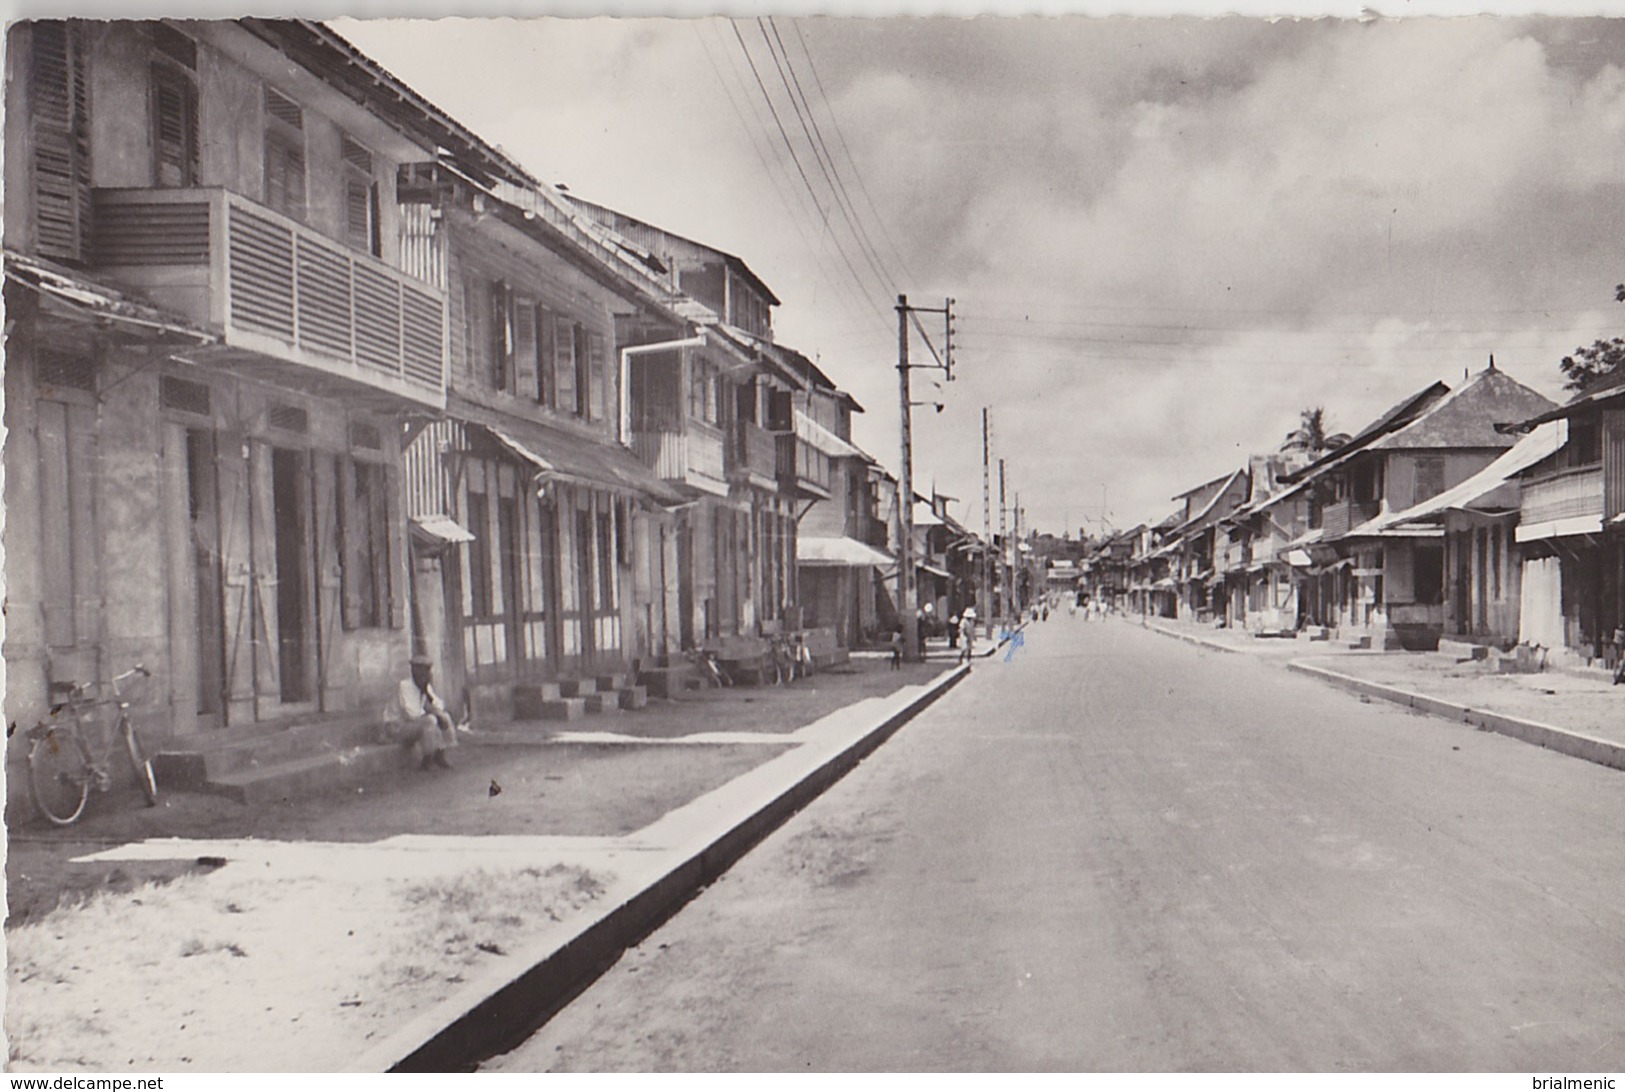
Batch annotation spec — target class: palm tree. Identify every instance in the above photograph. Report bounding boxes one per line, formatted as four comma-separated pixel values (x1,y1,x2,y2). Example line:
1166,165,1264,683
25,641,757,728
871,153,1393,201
1283,407,1349,456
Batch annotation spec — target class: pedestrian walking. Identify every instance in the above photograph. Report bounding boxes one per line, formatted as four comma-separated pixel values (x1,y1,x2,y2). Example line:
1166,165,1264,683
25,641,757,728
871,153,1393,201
889,628,903,670
959,607,977,666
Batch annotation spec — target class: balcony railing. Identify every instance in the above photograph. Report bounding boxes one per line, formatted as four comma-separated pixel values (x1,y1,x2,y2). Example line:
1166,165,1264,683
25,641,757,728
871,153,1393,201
631,419,728,496
93,187,447,410
777,434,831,499
730,420,778,489
1521,465,1603,526
1321,499,1380,540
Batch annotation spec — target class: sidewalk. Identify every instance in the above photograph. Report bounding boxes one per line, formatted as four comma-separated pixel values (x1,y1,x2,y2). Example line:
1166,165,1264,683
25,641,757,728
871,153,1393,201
1135,614,1625,770
5,650,981,1072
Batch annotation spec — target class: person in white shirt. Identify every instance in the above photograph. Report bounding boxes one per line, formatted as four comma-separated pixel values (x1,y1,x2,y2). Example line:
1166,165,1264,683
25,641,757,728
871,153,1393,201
392,654,457,770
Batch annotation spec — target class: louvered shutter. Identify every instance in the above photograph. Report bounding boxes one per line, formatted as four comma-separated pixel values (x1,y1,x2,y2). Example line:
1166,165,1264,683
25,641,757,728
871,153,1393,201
534,305,552,406
32,22,92,263
514,297,538,400
554,319,577,414
152,62,198,188
588,332,607,423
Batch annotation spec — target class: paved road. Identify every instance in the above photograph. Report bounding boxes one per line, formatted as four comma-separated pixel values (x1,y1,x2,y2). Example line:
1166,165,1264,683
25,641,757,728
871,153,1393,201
488,619,1625,1072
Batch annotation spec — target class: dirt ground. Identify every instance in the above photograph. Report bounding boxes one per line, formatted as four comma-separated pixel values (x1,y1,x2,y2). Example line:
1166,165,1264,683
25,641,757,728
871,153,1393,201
4,655,957,1072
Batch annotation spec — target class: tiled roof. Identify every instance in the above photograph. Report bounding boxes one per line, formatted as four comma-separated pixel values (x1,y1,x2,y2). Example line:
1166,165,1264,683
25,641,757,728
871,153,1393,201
1369,367,1556,451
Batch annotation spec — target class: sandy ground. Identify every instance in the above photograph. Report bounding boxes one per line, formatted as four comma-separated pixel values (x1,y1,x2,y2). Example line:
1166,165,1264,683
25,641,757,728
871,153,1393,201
4,656,946,1072
7,853,607,1071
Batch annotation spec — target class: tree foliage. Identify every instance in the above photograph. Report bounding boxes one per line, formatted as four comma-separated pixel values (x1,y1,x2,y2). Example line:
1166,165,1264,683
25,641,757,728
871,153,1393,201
1283,407,1351,456
1558,283,1625,392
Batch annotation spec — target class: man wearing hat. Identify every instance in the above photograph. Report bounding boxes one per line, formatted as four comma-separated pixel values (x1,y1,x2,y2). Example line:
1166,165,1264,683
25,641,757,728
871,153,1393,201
390,653,457,770
958,607,977,666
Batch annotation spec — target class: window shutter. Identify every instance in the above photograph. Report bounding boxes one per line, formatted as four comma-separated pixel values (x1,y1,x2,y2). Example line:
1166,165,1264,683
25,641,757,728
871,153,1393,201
344,179,371,252
588,332,607,423
152,62,198,188
32,22,91,263
514,296,538,400
534,304,552,406
554,319,577,414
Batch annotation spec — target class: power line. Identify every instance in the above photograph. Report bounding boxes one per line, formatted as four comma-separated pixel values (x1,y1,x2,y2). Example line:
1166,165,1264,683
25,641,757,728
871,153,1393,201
700,21,887,335
763,16,900,297
788,19,920,289
728,19,890,330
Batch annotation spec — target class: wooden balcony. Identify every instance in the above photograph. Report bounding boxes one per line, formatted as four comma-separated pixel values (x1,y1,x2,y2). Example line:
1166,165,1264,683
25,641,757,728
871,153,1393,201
729,420,779,491
92,187,447,411
631,420,728,496
777,433,831,499
1521,465,1603,526
1321,499,1380,540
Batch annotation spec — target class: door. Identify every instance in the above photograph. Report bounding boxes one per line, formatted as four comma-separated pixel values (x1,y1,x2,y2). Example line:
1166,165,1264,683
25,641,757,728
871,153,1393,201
185,428,227,723
499,496,524,668
677,514,695,649
576,507,597,665
271,447,315,705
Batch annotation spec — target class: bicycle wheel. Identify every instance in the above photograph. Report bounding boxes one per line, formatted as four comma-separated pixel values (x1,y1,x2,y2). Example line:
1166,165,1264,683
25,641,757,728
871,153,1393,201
122,717,160,806
28,728,92,826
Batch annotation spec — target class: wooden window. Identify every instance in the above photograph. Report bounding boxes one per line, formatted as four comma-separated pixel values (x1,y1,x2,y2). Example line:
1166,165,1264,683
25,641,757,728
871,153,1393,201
152,60,198,189
263,88,305,221
587,332,607,423
341,135,380,257
573,324,590,417
31,21,92,264
1413,457,1445,506
489,280,514,393
553,318,577,413
533,304,552,407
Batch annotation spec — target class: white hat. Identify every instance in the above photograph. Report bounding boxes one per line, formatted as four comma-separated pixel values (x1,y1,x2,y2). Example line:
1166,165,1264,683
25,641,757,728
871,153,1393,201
963,607,977,618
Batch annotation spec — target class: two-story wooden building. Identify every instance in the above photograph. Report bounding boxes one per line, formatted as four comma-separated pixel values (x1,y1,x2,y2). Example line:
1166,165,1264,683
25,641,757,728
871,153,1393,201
4,19,451,787
1282,364,1554,649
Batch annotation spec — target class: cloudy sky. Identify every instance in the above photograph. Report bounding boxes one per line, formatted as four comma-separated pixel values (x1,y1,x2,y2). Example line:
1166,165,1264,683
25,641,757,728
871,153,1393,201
333,13,1625,535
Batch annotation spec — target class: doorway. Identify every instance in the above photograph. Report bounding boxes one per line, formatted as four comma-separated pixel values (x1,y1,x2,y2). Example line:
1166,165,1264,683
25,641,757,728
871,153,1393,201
185,428,227,723
271,447,315,704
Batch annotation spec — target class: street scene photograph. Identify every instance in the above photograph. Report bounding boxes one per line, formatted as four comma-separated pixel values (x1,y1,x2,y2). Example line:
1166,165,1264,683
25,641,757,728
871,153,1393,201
3,3,1624,1078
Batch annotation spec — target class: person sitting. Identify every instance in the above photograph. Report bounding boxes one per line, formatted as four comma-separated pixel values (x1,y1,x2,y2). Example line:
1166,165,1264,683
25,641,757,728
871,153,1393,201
389,654,457,770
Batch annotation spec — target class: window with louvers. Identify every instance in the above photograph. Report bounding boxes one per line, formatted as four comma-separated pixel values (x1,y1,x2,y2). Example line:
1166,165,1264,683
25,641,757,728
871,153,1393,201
152,61,199,189
31,21,92,264
263,88,305,221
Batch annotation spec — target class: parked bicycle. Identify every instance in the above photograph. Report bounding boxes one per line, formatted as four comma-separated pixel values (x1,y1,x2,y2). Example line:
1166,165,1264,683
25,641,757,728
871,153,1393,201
26,664,159,825
685,646,733,689
768,632,816,685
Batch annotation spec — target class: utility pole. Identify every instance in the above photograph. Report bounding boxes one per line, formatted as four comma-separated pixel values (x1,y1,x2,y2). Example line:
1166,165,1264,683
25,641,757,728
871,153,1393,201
998,457,1008,623
981,408,993,640
894,293,956,663
897,294,918,663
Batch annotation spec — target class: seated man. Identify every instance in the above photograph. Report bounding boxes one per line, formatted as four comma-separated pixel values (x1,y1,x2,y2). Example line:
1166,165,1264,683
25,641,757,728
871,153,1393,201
389,654,457,770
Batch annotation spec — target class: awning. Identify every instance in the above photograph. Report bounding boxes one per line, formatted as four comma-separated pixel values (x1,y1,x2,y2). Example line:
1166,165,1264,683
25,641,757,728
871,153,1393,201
794,410,863,459
1517,514,1604,543
1285,549,1314,568
411,514,476,545
797,536,894,567
482,421,685,505
5,249,218,343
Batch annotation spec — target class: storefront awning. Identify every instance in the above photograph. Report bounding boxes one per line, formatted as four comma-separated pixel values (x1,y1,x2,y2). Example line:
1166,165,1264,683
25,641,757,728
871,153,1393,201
410,514,476,545
483,422,685,506
1516,514,1604,543
798,536,894,567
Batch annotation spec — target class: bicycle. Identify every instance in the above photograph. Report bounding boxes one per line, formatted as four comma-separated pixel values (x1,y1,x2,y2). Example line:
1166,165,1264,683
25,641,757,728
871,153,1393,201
685,647,733,689
767,634,796,686
26,664,159,825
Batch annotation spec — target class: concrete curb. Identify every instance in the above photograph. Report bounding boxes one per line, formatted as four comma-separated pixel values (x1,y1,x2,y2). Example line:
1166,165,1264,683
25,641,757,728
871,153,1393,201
364,662,971,1072
1138,617,1624,775
1139,618,1241,655
1287,660,1625,774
